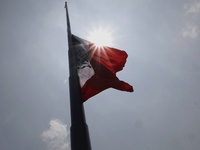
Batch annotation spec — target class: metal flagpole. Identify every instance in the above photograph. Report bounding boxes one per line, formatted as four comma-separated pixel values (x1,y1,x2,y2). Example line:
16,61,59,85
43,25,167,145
65,2,92,150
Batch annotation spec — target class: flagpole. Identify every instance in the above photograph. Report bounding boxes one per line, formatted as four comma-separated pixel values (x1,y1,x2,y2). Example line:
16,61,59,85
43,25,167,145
65,2,92,150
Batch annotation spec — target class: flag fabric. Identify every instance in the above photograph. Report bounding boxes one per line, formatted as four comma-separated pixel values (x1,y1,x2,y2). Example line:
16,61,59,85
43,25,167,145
72,34,134,102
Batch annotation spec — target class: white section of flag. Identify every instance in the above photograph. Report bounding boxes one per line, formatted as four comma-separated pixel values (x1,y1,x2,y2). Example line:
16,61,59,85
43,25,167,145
77,61,94,87
73,35,95,87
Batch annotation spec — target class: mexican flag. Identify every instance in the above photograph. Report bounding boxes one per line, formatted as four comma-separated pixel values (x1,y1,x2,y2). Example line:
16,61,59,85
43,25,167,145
72,34,133,102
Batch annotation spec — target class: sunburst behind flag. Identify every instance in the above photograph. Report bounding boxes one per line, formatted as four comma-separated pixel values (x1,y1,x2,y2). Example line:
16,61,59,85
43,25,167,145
87,27,113,48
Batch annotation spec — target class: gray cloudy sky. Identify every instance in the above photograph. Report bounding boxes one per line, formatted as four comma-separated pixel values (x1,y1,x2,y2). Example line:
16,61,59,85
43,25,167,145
1,0,200,150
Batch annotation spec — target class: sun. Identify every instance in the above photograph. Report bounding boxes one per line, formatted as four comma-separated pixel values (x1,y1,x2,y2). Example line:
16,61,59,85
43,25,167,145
87,27,113,48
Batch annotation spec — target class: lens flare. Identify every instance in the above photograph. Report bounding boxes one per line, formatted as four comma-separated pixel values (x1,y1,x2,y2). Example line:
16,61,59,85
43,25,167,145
88,27,113,48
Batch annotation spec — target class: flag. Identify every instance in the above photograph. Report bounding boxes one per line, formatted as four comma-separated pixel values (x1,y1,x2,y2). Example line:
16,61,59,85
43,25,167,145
72,34,134,102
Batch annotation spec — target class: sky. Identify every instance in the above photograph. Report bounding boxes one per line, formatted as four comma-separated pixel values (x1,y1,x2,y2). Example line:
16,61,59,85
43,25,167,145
0,0,200,150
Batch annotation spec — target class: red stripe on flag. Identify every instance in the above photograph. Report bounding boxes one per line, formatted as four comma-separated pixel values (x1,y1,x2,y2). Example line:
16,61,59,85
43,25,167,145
81,45,133,102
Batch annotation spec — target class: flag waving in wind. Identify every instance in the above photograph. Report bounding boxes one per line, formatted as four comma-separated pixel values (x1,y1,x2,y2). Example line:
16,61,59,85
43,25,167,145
72,34,134,102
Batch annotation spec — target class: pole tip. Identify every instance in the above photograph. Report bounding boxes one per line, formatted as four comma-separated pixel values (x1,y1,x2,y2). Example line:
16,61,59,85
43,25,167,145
65,2,67,8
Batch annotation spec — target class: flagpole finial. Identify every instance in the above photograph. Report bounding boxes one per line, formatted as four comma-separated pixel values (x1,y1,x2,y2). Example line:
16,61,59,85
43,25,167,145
65,1,67,8
65,1,72,48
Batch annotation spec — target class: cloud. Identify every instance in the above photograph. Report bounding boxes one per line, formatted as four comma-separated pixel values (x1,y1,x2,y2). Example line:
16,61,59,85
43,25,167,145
182,24,199,38
184,1,200,15
182,1,200,38
41,119,70,150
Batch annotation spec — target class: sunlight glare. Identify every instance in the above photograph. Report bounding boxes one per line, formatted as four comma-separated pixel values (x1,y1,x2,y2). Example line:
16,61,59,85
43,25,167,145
88,27,113,48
